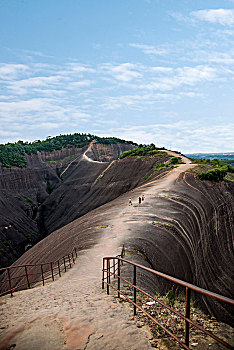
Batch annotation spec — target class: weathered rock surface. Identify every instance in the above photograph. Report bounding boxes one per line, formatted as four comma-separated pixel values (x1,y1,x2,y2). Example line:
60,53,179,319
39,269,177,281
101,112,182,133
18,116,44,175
123,172,234,325
0,208,154,350
0,141,140,267
0,156,233,349
1,156,233,329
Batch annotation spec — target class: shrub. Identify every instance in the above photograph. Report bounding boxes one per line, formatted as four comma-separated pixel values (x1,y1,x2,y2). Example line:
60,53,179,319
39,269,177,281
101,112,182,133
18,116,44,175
169,157,181,165
199,167,227,181
119,144,160,159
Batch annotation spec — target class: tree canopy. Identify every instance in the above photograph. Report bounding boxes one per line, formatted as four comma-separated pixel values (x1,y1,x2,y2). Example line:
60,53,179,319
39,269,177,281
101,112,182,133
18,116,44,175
0,133,135,168
119,144,163,159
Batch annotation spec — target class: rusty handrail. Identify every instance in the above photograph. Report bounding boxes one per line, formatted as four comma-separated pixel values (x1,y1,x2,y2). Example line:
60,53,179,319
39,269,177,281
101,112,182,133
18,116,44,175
104,256,233,306
102,254,234,350
0,247,78,297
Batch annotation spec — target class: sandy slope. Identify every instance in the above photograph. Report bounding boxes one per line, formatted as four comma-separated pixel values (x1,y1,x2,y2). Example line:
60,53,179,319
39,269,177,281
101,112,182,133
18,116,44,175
0,154,195,350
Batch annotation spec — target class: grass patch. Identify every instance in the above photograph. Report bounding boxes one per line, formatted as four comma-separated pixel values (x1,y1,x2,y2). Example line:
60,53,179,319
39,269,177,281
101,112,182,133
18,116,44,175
24,196,34,207
143,173,152,181
224,173,234,182
152,221,172,228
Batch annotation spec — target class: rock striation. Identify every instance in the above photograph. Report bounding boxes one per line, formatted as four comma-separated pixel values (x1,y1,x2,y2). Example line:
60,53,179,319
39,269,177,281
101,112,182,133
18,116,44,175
0,141,137,267
0,148,233,326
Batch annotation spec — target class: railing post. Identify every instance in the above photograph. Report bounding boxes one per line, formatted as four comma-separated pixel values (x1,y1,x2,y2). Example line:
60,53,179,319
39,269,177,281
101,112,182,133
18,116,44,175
121,245,125,265
133,265,137,315
63,257,66,272
68,254,72,268
58,260,61,277
118,259,121,298
113,258,116,278
74,247,77,258
50,262,54,281
7,268,13,297
72,251,75,264
25,266,30,289
102,258,105,289
41,264,44,286
185,287,191,346
107,258,110,295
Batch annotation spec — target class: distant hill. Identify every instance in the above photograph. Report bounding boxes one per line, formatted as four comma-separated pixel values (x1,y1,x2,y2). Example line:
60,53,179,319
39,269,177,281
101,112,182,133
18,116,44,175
0,133,136,168
185,152,234,165
185,152,234,160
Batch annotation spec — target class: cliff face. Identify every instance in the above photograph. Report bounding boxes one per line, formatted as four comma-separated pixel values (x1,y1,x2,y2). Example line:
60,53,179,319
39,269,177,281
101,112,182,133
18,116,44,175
85,142,134,162
0,141,139,267
0,154,61,267
124,173,234,325
3,168,233,325
39,153,170,235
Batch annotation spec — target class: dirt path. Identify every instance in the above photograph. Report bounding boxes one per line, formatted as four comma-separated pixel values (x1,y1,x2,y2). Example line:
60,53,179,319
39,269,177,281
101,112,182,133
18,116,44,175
82,140,107,164
0,237,153,350
61,141,105,177
0,155,195,350
60,155,83,177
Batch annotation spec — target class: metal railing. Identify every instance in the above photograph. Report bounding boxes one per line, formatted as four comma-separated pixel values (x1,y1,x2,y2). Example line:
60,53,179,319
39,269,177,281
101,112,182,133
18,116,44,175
0,247,78,297
102,254,234,350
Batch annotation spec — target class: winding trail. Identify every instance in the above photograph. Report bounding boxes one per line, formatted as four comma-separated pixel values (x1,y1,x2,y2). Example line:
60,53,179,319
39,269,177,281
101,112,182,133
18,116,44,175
0,153,195,350
60,141,105,178
60,155,83,178
82,140,107,164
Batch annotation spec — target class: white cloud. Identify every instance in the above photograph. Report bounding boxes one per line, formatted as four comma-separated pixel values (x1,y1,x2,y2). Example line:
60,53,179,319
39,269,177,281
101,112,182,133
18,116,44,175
0,38,233,152
101,92,179,111
130,43,169,56
151,67,173,73
33,122,61,129
176,66,217,85
0,63,28,80
65,62,95,74
191,9,234,26
105,122,234,153
0,129,19,138
0,98,55,115
208,52,234,65
32,89,66,96
188,50,234,66
140,65,217,91
102,63,142,82
7,75,64,95
66,80,93,89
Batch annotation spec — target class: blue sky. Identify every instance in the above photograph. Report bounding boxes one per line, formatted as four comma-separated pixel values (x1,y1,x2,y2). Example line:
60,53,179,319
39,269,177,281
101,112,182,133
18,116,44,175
0,0,233,153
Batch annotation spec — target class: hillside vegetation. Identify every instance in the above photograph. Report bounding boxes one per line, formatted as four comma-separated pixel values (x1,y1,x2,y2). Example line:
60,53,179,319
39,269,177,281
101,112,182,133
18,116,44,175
119,143,164,158
190,158,234,182
0,133,135,168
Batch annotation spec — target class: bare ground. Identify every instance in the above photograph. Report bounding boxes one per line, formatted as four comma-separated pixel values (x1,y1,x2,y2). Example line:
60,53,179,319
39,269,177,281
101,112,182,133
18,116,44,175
0,154,203,350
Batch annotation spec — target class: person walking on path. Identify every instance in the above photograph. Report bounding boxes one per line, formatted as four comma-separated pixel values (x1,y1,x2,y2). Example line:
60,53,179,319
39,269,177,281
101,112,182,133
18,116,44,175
129,198,132,206
142,194,145,202
139,197,141,204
